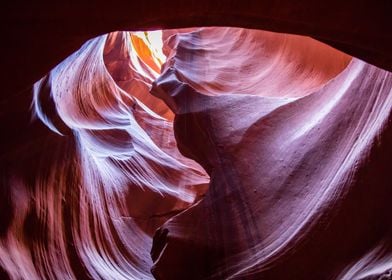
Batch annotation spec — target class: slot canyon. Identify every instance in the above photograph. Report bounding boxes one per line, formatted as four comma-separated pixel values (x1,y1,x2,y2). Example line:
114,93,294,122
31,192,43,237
1,2,392,279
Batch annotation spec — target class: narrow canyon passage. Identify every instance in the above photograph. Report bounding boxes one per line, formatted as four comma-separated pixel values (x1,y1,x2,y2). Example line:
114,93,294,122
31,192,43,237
1,24,391,280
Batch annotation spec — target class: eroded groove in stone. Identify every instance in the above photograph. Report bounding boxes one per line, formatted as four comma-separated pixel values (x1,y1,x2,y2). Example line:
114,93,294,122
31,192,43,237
0,30,208,280
151,27,392,280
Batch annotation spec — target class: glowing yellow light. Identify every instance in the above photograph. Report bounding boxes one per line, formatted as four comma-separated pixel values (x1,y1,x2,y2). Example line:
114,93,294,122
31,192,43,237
130,30,166,74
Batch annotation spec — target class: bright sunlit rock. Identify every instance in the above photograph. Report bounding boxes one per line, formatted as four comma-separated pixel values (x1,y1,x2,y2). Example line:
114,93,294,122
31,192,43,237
131,30,166,73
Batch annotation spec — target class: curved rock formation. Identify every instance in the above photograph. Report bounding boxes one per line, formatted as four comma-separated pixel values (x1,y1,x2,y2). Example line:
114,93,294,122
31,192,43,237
151,27,392,280
1,9,391,280
0,30,209,280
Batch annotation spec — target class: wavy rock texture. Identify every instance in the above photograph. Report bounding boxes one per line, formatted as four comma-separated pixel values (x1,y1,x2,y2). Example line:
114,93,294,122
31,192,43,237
151,28,392,279
1,26,391,280
0,31,208,280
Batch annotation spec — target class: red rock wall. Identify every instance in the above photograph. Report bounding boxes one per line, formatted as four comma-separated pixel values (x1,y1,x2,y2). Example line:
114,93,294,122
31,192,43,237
1,2,392,279
152,27,392,280
0,31,209,280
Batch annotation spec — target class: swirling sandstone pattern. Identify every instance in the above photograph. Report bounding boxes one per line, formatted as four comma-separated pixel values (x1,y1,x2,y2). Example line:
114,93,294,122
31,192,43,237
0,24,391,280
152,28,392,280
0,31,208,280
